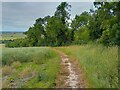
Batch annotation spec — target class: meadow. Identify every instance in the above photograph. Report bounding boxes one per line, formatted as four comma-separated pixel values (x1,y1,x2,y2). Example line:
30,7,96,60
2,47,60,88
0,32,26,40
56,44,118,88
1,1,119,88
1,44,119,88
1,32,119,88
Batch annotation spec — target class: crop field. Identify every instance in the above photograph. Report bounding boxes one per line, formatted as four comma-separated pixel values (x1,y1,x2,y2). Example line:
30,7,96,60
56,44,118,88
0,32,26,40
1,47,60,88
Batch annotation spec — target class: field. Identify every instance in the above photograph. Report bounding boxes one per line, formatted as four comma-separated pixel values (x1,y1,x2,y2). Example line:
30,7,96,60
1,32,119,88
56,44,118,88
0,32,26,40
1,44,119,88
0,44,5,48
1,1,119,89
1,47,60,88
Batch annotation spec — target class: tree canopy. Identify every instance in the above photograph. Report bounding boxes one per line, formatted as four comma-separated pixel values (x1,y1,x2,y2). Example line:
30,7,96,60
6,2,120,47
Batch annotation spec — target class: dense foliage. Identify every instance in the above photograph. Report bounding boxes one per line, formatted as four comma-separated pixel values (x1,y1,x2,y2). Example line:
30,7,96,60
6,2,120,47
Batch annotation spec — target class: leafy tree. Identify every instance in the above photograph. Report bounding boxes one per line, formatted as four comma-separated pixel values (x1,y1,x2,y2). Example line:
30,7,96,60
6,1,120,47
71,11,91,41
25,16,50,46
54,2,71,25
46,16,68,46
74,26,90,44
92,2,120,46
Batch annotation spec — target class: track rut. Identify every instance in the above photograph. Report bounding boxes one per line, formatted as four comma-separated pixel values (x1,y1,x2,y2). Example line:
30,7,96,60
55,49,87,88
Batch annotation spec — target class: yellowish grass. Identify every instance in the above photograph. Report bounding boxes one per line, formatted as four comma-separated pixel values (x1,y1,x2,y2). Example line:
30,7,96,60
56,44,118,88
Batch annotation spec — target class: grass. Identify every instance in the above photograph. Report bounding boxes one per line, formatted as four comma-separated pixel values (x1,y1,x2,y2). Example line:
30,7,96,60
1,44,118,88
2,47,60,88
56,44,118,88
0,44,5,48
2,47,55,65
0,32,26,40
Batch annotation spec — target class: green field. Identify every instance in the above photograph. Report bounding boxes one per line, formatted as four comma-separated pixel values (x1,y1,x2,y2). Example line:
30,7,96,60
1,1,119,89
2,47,60,88
0,44,5,48
0,32,26,40
1,44,118,88
1,33,118,88
56,44,118,88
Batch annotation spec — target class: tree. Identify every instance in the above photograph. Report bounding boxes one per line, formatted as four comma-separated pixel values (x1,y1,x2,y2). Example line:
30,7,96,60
54,2,71,25
25,25,44,46
71,11,91,41
74,26,90,44
6,2,120,47
46,16,68,46
88,1,120,46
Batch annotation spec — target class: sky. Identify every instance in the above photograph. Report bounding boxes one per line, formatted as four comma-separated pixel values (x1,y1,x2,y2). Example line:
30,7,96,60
1,2,94,32
0,2,2,31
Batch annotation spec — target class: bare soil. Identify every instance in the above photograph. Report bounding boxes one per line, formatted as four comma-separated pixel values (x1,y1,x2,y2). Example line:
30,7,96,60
54,49,87,88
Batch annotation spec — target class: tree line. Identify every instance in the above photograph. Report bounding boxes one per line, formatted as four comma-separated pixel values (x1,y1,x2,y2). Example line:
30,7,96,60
6,2,120,47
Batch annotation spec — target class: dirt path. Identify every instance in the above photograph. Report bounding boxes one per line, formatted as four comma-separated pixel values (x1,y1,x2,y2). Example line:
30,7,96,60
54,49,87,88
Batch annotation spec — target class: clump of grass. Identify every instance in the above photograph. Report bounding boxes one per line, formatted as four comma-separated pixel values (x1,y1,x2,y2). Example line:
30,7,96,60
56,44,118,88
2,66,12,76
19,66,35,79
2,79,10,88
11,61,21,68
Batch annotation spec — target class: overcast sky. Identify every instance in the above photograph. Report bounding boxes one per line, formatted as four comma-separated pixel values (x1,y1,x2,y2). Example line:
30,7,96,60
2,2,94,32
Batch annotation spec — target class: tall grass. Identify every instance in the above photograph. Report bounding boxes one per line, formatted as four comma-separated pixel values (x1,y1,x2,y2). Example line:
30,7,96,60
2,47,56,65
56,44,118,88
2,47,60,88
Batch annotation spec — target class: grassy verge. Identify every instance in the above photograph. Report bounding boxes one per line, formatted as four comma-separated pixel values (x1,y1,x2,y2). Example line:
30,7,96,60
2,47,60,88
56,44,118,88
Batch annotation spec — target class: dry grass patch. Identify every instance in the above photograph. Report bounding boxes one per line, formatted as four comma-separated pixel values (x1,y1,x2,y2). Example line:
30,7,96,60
2,66,12,76
19,66,36,79
11,61,21,68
